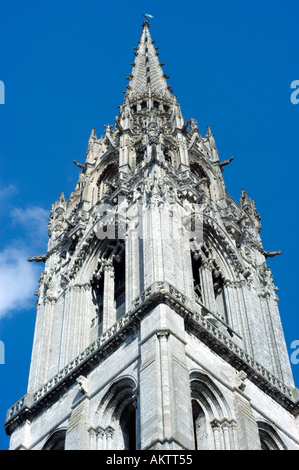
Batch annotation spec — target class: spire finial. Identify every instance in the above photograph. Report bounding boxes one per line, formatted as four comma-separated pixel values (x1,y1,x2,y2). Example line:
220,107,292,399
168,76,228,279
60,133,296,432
142,13,154,26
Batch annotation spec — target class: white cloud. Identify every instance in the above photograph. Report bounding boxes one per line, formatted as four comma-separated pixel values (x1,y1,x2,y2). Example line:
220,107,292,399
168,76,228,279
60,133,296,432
0,184,18,200
0,205,49,318
10,206,49,244
0,245,42,319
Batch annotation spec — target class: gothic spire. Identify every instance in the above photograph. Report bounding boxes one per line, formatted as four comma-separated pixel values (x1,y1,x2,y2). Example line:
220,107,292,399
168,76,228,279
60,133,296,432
123,20,174,104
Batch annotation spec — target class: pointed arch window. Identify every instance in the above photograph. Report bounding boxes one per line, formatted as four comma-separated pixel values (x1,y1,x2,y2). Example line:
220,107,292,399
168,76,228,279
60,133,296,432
114,256,126,320
91,276,104,335
190,372,235,450
192,399,209,450
120,404,136,450
97,162,118,201
42,429,66,450
191,253,203,304
189,162,210,197
93,377,137,450
212,264,228,323
258,422,286,450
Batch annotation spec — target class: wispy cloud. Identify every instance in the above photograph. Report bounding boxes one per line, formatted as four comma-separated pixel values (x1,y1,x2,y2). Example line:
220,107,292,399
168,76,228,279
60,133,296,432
0,184,18,201
10,206,49,244
0,245,42,318
0,204,49,318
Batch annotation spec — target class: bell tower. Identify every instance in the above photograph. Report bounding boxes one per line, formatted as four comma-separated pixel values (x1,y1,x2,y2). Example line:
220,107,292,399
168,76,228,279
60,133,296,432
5,18,299,451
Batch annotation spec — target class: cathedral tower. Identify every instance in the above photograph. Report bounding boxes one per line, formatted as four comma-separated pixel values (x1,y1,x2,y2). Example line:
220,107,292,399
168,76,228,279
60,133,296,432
5,18,299,450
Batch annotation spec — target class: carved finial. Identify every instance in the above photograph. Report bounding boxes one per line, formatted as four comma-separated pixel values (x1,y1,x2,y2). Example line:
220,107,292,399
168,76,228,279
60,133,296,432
104,124,113,134
206,125,212,136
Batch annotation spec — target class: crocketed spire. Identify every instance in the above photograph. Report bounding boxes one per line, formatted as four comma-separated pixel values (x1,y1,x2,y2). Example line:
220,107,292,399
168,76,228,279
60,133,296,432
124,20,173,104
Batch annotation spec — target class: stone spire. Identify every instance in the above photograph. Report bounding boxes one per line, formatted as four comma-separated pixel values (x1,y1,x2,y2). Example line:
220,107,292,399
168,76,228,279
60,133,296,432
123,20,174,105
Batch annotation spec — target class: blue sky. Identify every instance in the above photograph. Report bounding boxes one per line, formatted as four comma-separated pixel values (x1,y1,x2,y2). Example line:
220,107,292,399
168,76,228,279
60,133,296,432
0,0,298,450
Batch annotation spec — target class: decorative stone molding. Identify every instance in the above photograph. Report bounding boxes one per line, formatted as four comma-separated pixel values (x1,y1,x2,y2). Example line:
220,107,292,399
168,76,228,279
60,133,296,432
5,281,299,437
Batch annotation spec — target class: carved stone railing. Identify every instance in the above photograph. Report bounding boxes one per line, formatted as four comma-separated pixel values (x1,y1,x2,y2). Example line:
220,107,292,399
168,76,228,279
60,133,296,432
6,312,131,426
6,395,29,421
186,309,295,401
133,281,297,407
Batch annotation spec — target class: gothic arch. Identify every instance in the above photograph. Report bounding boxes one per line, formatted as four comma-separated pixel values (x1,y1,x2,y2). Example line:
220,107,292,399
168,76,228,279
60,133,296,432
189,161,211,197
92,376,137,450
257,421,286,450
42,428,67,450
164,147,179,169
97,160,119,201
190,239,233,323
190,371,235,450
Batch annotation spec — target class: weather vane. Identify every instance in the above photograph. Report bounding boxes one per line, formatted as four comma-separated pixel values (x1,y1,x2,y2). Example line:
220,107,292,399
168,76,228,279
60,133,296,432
142,13,154,24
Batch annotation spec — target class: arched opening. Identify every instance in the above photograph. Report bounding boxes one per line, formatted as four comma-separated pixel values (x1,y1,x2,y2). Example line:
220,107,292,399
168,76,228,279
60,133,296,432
258,422,286,450
120,404,136,450
94,376,137,450
212,264,228,322
97,162,118,201
191,253,203,304
91,275,104,335
189,162,211,196
114,256,126,320
192,399,208,450
190,372,233,450
42,429,66,450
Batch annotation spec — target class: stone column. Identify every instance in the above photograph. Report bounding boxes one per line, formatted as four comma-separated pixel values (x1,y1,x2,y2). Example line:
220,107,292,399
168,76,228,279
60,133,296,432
96,428,105,450
221,420,232,450
105,427,114,450
102,261,116,331
211,419,222,450
156,331,172,441
126,228,139,311
139,303,195,450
